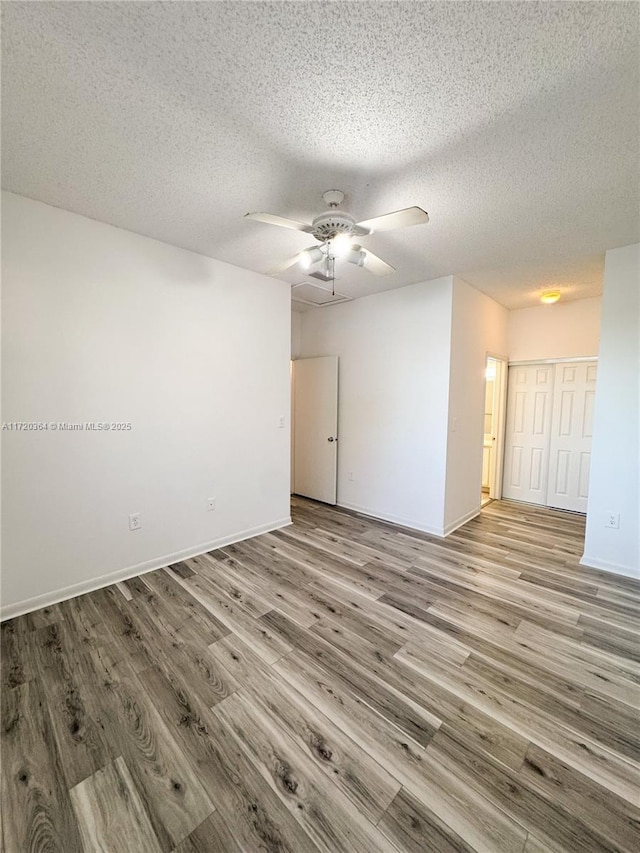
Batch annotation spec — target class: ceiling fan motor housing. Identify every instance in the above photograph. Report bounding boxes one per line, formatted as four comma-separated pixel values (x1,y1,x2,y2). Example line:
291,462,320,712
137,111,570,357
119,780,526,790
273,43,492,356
311,210,357,241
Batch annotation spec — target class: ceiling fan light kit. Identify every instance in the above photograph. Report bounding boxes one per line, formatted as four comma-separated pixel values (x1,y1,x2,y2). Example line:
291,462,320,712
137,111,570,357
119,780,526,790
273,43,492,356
299,246,325,269
327,232,352,257
245,190,429,279
345,245,366,268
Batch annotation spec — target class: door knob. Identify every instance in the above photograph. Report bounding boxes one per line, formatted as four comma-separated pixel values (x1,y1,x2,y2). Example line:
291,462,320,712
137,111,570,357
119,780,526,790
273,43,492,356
327,436,338,442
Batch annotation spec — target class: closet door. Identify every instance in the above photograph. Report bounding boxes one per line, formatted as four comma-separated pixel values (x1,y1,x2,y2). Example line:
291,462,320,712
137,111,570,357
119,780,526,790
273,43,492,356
502,364,554,505
546,362,597,512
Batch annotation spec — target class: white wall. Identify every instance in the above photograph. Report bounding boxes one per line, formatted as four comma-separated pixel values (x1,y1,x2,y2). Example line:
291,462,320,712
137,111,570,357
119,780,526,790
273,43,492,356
297,278,454,534
1,192,292,616
508,297,601,362
444,278,508,532
291,310,302,359
582,244,639,577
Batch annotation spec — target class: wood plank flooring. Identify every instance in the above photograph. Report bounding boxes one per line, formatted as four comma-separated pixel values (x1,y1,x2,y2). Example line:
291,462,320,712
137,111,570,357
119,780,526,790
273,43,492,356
2,498,640,852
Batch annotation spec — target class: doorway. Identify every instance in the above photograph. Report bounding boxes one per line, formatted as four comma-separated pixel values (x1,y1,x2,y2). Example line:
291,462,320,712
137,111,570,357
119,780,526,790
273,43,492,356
482,356,507,507
291,356,339,504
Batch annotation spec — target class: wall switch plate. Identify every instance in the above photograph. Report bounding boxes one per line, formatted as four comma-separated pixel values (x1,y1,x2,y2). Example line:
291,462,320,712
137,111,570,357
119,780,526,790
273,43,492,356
207,497,216,512
605,512,620,529
129,512,141,531
348,471,354,481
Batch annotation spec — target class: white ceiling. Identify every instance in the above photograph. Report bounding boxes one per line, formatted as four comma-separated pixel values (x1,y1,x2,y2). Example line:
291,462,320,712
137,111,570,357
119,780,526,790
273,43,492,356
2,1,638,310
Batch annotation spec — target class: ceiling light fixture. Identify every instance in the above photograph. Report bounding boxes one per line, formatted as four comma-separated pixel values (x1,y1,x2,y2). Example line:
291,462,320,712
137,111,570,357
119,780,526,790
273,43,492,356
345,245,366,268
328,233,352,258
540,290,561,304
298,246,324,269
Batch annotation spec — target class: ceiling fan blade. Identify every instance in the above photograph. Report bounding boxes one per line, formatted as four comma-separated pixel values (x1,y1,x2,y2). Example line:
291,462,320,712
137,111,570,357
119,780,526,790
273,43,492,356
245,212,314,233
267,253,304,276
355,206,429,235
361,248,395,276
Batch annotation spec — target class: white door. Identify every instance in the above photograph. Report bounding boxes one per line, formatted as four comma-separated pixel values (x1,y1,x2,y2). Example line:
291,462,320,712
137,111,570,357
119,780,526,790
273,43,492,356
482,375,494,490
292,356,338,504
502,364,554,505
546,362,597,512
487,356,508,500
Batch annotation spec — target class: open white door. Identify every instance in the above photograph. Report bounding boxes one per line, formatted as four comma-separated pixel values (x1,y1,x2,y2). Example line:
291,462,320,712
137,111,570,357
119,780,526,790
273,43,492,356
292,356,338,504
489,356,508,500
482,356,507,503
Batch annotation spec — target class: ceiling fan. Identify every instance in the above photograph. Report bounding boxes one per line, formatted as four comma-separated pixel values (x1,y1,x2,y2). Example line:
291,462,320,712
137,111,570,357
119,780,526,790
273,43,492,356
245,190,429,278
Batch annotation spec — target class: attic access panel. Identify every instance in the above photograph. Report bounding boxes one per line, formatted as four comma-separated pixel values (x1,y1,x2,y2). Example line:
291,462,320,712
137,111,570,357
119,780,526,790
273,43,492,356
291,281,352,308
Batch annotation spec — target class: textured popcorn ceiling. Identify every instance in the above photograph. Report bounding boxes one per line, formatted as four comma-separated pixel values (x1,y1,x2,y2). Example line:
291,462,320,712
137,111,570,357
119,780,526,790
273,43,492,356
2,1,638,309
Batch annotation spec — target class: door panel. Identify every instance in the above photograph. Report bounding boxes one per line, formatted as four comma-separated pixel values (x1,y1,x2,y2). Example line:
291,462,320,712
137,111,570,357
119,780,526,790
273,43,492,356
502,365,554,505
530,447,544,490
292,356,338,505
546,361,597,512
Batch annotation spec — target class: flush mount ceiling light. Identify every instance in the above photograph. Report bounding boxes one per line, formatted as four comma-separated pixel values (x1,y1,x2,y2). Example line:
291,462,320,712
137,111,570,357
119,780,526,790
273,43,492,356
541,290,561,304
245,189,429,278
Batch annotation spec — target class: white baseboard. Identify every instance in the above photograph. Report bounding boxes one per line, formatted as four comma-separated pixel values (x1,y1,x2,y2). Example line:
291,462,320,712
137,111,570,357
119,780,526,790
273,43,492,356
337,501,446,538
579,554,640,580
443,507,480,536
337,501,480,539
0,516,292,621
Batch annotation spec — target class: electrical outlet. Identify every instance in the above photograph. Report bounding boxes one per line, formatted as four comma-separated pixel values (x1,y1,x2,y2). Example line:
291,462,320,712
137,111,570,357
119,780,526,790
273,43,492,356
605,512,620,529
279,416,285,429
207,497,216,512
129,512,141,531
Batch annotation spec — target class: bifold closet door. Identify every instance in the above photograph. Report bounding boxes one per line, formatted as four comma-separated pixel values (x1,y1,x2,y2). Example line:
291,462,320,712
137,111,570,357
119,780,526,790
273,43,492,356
502,364,554,505
502,361,597,512
546,362,597,512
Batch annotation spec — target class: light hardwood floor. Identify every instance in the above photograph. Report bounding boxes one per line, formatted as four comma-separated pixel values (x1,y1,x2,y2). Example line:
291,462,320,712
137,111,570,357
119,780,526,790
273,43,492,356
2,498,639,852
